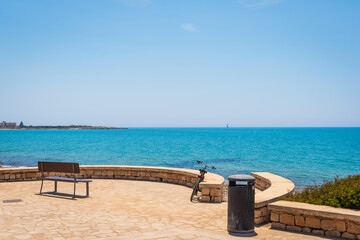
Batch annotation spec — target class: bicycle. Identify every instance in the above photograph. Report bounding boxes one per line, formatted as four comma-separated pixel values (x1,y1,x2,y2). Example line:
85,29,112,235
190,161,216,202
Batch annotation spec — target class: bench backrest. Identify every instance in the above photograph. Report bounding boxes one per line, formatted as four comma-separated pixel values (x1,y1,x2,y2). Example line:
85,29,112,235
38,162,80,173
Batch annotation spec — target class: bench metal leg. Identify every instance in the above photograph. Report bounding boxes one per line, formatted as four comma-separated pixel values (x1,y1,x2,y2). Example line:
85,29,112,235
72,182,76,199
54,181,57,192
40,179,44,194
86,182,89,197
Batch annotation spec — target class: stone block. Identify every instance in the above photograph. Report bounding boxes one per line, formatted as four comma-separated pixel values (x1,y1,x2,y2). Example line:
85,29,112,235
255,210,262,218
270,213,279,222
201,196,211,202
10,174,15,180
337,221,347,232
287,226,302,232
348,222,360,235
201,187,210,196
321,219,337,231
305,217,321,229
280,214,294,226
302,227,312,233
271,222,286,230
312,229,324,235
210,188,221,197
260,207,268,217
295,216,305,227
255,217,264,225
325,230,341,238
4,174,10,180
107,171,114,176
342,232,356,240
257,180,266,188
212,196,221,203
25,173,35,178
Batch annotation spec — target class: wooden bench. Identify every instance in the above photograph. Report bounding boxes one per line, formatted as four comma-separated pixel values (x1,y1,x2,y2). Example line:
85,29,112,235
38,161,92,199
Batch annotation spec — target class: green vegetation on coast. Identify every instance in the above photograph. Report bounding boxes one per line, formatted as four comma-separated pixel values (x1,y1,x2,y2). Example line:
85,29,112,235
0,121,127,130
284,174,360,210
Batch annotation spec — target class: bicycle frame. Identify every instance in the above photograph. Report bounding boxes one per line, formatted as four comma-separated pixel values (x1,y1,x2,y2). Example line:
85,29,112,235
190,161,216,202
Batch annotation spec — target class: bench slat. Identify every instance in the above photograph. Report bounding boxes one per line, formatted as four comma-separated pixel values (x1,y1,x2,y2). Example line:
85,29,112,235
45,176,92,182
38,162,80,173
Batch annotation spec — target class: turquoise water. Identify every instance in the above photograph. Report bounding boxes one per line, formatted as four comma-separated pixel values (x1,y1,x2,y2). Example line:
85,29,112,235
0,128,359,188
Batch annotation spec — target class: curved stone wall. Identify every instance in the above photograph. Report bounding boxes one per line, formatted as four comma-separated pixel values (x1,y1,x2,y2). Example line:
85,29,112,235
269,200,360,239
0,165,224,203
252,172,295,224
1,166,297,223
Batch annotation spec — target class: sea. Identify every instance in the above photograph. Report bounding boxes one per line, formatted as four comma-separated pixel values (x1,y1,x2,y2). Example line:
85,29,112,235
0,128,359,188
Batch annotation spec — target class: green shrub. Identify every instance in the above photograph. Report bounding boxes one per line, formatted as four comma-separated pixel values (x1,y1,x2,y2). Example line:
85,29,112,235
283,174,360,210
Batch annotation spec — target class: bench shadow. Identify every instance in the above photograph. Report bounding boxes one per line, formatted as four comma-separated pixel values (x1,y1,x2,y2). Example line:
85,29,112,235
35,192,88,200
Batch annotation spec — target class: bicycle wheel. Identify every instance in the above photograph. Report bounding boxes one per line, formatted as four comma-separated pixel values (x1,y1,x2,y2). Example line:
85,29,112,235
190,179,200,202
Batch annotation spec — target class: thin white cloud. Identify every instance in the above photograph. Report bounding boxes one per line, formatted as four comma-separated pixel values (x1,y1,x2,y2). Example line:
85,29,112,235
180,23,196,32
238,0,284,8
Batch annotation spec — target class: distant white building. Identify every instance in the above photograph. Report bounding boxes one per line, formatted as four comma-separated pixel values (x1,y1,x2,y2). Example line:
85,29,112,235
0,121,18,129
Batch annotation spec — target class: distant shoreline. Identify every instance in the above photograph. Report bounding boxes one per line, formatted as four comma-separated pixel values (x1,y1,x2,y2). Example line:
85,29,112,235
0,126,128,130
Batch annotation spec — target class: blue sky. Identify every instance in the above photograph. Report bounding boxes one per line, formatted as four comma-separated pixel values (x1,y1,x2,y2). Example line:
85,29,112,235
1,0,359,127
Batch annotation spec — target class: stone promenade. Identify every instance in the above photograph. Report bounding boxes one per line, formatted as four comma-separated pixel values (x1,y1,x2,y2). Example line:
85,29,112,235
0,180,335,239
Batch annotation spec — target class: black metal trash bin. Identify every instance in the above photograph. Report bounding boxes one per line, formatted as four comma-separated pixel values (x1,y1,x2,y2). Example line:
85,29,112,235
227,174,255,234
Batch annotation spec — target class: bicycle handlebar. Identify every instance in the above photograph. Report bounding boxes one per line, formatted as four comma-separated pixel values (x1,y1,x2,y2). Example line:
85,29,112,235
196,161,216,171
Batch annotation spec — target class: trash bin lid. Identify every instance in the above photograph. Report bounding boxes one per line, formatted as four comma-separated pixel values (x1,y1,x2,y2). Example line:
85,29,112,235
228,174,255,182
